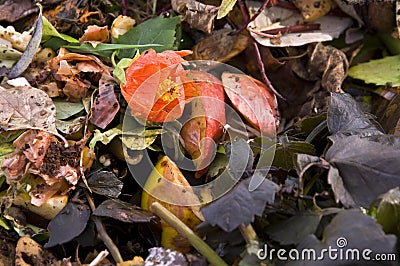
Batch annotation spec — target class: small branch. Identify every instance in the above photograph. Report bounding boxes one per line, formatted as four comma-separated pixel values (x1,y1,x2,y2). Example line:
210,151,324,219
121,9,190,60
252,41,286,101
150,202,228,266
89,250,110,266
262,23,320,35
86,192,123,263
238,0,249,23
234,0,269,34
248,28,281,39
121,0,127,16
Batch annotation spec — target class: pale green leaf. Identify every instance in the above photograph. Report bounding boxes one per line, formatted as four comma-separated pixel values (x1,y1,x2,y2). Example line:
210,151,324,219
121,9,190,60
63,43,161,57
121,128,163,150
53,99,85,120
217,0,237,19
348,55,400,87
42,16,78,43
89,127,122,149
114,15,181,59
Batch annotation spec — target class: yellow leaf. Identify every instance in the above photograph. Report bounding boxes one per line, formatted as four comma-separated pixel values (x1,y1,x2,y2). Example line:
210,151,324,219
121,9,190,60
217,0,237,19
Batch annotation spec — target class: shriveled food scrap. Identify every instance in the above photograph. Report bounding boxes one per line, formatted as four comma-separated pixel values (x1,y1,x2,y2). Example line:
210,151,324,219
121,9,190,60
0,25,31,51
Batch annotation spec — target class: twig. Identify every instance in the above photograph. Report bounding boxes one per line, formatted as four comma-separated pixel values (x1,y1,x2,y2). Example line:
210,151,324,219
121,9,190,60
86,192,123,263
252,41,285,100
248,28,281,39
261,24,320,35
237,0,249,23
149,202,228,266
89,250,110,266
234,0,269,34
121,0,127,16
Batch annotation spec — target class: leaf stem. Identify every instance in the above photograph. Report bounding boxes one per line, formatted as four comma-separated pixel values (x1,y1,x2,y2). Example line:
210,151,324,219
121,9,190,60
149,202,228,266
252,41,285,101
86,192,123,263
234,0,270,34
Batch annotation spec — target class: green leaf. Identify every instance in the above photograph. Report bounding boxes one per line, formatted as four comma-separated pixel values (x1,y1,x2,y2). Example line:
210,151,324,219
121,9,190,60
217,0,237,19
348,55,400,87
53,99,85,120
376,187,400,237
41,16,78,43
113,53,139,85
121,128,163,150
89,126,122,149
63,43,161,57
273,137,316,171
113,15,181,59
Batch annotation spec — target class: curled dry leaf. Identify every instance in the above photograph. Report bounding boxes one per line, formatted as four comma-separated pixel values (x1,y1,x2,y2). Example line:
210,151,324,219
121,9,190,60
171,0,219,34
248,4,352,47
2,129,94,206
307,43,348,93
180,71,226,176
121,49,191,122
79,25,109,43
90,73,120,129
111,15,136,39
0,85,64,141
222,73,279,136
190,29,249,62
15,236,59,265
47,47,112,102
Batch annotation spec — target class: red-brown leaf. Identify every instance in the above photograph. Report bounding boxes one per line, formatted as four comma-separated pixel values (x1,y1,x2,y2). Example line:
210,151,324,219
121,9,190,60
222,73,279,136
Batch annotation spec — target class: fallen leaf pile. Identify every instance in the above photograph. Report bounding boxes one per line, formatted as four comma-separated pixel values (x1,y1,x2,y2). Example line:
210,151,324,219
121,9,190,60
0,0,399,265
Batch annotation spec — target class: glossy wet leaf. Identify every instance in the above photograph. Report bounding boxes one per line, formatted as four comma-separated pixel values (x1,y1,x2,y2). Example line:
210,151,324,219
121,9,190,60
114,15,182,59
180,71,226,175
44,202,90,248
289,209,397,265
87,171,123,198
376,187,400,237
348,55,400,87
121,49,190,122
202,177,279,232
326,135,400,207
266,211,322,245
93,199,155,223
222,73,278,136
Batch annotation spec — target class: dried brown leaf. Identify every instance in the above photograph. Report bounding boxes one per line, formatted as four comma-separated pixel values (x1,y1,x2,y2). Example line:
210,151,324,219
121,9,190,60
0,85,61,137
90,73,120,129
79,25,109,43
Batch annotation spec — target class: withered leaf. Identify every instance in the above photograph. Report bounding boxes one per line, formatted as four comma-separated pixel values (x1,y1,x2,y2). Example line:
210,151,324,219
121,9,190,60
45,202,90,248
87,171,123,198
0,86,61,139
325,135,400,208
172,0,219,34
90,73,120,129
7,6,42,79
93,199,155,223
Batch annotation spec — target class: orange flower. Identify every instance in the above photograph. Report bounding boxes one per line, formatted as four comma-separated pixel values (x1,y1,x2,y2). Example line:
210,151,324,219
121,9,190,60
121,49,192,122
